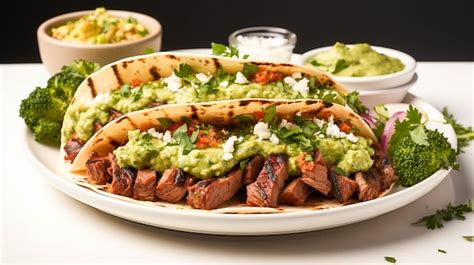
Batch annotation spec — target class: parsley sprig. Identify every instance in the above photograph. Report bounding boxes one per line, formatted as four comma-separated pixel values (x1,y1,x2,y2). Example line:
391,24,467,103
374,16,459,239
388,105,428,155
211,42,249,59
413,200,472,229
442,107,474,154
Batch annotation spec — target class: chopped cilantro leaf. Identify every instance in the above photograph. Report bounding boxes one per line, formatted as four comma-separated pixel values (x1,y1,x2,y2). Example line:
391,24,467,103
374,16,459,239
262,105,277,124
463,236,473,242
442,107,474,154
384,256,397,263
345,91,367,114
158,118,172,130
144,47,155,54
242,63,259,77
211,42,227,55
211,42,248,59
173,63,193,78
388,105,426,156
119,84,131,97
172,124,195,155
333,59,348,73
305,154,313,161
310,60,322,66
438,249,447,253
409,125,429,145
374,104,389,122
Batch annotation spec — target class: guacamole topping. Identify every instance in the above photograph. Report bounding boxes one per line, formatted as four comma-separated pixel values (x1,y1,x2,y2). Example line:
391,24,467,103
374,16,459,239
62,63,353,144
51,7,148,44
306,42,405,77
114,111,374,179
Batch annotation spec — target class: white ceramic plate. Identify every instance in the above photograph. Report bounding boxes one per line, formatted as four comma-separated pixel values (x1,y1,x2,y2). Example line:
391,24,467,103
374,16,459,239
24,94,456,235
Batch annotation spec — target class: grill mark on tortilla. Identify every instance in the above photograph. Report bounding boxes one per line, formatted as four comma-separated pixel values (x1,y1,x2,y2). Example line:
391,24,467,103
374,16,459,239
149,66,160,80
121,61,128,69
109,138,121,147
212,58,221,69
138,58,145,63
87,78,96,97
166,54,177,60
111,65,123,86
239,100,251,106
304,99,320,105
228,110,234,117
116,116,128,123
325,79,335,87
95,138,104,144
323,101,333,108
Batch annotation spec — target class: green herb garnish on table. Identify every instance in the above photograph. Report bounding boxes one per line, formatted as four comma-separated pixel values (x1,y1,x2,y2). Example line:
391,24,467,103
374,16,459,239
384,256,397,263
463,236,473,242
413,200,472,229
442,107,474,154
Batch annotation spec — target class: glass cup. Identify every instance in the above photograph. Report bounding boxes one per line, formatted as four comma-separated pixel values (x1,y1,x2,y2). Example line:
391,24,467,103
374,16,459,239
228,27,297,63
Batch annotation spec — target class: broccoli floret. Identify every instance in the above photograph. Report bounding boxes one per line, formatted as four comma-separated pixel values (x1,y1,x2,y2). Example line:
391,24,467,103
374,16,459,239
19,60,100,144
392,129,458,186
19,87,68,143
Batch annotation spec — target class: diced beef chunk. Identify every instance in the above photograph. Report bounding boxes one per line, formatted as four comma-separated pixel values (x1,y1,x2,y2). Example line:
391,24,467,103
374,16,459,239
246,154,289,207
133,169,157,201
156,168,195,203
297,151,331,196
108,153,136,197
93,121,103,133
85,153,111,184
328,169,357,203
187,168,243,210
279,178,312,206
242,155,265,185
108,109,123,121
148,102,163,108
355,171,382,201
64,136,84,162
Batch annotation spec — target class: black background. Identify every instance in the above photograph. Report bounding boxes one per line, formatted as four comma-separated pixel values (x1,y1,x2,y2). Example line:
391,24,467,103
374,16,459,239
2,0,473,63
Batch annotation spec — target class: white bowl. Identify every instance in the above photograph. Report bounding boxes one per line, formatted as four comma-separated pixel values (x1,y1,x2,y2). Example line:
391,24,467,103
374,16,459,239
359,74,417,109
299,45,416,91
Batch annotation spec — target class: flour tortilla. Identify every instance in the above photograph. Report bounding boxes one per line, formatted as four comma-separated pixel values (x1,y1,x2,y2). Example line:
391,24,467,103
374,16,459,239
70,98,377,171
66,98,390,213
60,52,349,163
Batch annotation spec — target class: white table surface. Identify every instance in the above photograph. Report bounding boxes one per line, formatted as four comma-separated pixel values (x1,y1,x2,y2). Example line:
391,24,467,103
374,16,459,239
1,63,473,264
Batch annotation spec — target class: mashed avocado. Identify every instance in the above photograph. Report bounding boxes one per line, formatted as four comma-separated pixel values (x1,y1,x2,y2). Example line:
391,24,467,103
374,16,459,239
61,71,347,143
51,7,148,44
114,126,374,179
306,42,404,77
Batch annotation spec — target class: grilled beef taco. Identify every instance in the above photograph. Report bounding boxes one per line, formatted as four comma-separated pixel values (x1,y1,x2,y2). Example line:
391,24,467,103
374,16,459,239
68,99,396,212
61,52,357,163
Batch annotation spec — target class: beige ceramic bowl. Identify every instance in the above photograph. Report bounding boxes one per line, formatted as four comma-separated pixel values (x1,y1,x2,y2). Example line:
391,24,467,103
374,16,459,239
37,10,162,73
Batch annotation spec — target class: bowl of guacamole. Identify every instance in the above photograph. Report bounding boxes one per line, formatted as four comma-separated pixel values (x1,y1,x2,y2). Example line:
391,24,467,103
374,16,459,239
38,8,162,73
300,43,416,91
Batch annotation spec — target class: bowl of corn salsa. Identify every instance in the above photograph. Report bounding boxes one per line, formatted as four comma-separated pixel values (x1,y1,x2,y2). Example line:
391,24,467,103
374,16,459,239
38,8,162,73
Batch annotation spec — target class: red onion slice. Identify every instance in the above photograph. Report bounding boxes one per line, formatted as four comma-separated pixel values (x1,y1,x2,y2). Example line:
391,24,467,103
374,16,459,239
380,111,406,154
360,112,377,129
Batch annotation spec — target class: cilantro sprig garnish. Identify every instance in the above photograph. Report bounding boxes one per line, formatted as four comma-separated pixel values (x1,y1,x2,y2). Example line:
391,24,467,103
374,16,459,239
463,236,473,242
388,105,428,155
172,123,197,155
345,91,368,114
173,63,193,78
211,42,249,59
242,63,259,77
442,107,474,154
413,200,472,229
384,256,397,263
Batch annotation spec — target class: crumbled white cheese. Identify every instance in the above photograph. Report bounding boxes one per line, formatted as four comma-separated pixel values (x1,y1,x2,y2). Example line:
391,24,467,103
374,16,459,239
219,80,229,88
283,76,297,86
291,72,302,79
223,136,238,154
162,130,172,145
292,78,310,96
222,152,234,161
284,76,310,96
147,128,163,139
346,133,359,143
278,119,297,130
90,92,110,105
163,73,182,92
195,73,211,84
235,72,249,84
269,134,280,145
296,111,302,117
253,122,271,140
